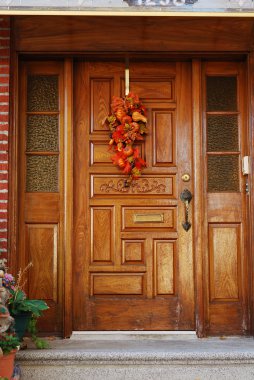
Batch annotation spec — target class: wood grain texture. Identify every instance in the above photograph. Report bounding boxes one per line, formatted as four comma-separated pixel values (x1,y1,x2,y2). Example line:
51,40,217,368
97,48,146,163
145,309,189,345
26,224,58,301
204,61,249,335
247,53,254,336
17,61,64,334
13,16,254,52
92,274,144,295
153,111,174,166
73,60,195,330
192,59,206,337
209,224,240,301
154,240,174,295
91,207,113,263
63,58,73,338
122,240,144,264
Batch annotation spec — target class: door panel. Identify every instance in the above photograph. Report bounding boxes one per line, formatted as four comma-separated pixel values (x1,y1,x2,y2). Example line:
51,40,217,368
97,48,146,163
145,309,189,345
73,61,195,330
204,62,249,335
18,61,64,334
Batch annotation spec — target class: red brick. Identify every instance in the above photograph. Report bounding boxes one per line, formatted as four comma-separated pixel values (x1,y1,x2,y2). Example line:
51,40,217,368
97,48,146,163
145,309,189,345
0,48,10,56
0,77,9,84
0,232,7,239
0,86,9,93
0,113,9,120
0,203,7,209
0,105,8,112
0,240,7,248
0,163,8,170
0,19,10,28
0,153,8,160
0,143,8,151
0,94,9,102
0,39,10,47
0,126,9,133
0,66,9,75
0,193,8,200
0,38,10,47
0,173,8,181
0,31,10,38
0,58,9,65
0,221,7,229
0,182,7,190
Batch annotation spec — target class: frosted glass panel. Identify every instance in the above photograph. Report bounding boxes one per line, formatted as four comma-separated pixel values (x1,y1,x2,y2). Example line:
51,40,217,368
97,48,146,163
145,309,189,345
27,115,59,152
26,155,58,192
27,75,58,112
207,155,239,192
207,115,238,152
207,76,237,112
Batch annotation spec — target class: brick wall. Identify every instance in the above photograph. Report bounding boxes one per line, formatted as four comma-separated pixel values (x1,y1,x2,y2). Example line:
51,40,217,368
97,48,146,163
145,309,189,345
0,17,10,266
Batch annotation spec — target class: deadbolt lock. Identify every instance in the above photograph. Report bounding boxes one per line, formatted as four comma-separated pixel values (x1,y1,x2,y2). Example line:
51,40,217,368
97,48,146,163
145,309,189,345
181,173,190,182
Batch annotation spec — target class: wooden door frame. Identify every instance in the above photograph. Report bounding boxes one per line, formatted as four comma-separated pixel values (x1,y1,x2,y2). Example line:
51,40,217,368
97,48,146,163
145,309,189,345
8,51,254,337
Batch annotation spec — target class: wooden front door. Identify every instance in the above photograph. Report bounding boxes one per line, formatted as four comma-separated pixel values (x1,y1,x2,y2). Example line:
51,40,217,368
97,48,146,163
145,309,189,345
73,60,195,330
17,58,250,335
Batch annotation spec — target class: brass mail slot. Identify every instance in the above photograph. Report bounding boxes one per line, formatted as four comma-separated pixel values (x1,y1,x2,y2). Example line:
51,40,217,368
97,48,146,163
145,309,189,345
134,213,164,223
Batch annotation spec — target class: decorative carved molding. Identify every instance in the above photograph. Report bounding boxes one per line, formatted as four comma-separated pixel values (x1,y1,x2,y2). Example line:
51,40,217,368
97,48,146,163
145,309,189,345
100,178,166,194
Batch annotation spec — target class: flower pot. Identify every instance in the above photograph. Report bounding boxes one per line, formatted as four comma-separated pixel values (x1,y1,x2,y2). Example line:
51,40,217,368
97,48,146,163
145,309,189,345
0,350,16,379
14,312,32,341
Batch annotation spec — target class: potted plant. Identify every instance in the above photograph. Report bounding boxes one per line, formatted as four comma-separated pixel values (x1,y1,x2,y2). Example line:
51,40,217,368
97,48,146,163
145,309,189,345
2,265,49,349
0,332,20,380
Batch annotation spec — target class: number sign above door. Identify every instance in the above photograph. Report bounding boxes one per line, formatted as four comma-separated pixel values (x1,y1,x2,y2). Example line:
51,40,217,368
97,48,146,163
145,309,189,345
1,0,254,13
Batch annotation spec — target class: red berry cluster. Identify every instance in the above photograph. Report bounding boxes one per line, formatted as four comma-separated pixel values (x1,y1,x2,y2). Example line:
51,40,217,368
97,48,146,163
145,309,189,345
105,93,148,185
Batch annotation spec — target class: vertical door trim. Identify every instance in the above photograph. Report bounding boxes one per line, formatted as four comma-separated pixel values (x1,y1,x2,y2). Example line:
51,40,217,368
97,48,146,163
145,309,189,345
192,59,206,337
248,52,254,336
63,58,73,338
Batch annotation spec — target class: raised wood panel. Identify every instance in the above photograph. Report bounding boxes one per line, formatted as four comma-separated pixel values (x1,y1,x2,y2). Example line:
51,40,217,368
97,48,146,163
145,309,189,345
209,224,240,301
122,207,176,230
90,78,112,133
90,141,112,165
91,207,113,263
91,175,175,197
90,141,144,166
208,193,242,222
13,16,254,52
153,110,174,166
122,239,145,264
26,224,58,301
154,240,175,295
129,79,174,101
25,193,60,222
91,274,144,295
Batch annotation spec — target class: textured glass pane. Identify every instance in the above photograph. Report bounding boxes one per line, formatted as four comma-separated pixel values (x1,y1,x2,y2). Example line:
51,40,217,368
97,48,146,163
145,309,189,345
207,115,239,152
207,76,237,112
208,155,239,192
27,115,59,152
27,75,58,112
26,155,58,192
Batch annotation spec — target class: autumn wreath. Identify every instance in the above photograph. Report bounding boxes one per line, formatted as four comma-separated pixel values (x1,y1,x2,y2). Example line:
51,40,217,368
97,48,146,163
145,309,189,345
105,93,148,186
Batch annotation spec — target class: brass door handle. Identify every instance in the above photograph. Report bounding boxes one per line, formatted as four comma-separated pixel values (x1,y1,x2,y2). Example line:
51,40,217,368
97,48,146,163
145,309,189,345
180,189,192,232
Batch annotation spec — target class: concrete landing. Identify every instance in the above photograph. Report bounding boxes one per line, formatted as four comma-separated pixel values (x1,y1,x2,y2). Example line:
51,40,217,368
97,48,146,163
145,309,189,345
16,336,254,380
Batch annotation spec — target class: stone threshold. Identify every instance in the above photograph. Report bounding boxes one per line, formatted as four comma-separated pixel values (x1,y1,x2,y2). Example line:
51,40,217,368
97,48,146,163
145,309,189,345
16,336,254,379
70,330,197,340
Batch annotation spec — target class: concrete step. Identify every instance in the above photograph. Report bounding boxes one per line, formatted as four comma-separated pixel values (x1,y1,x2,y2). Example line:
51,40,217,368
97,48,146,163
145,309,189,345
16,336,254,380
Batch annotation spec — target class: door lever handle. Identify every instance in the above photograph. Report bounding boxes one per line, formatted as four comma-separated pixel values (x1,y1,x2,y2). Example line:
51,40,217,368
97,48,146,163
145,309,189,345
180,189,192,232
